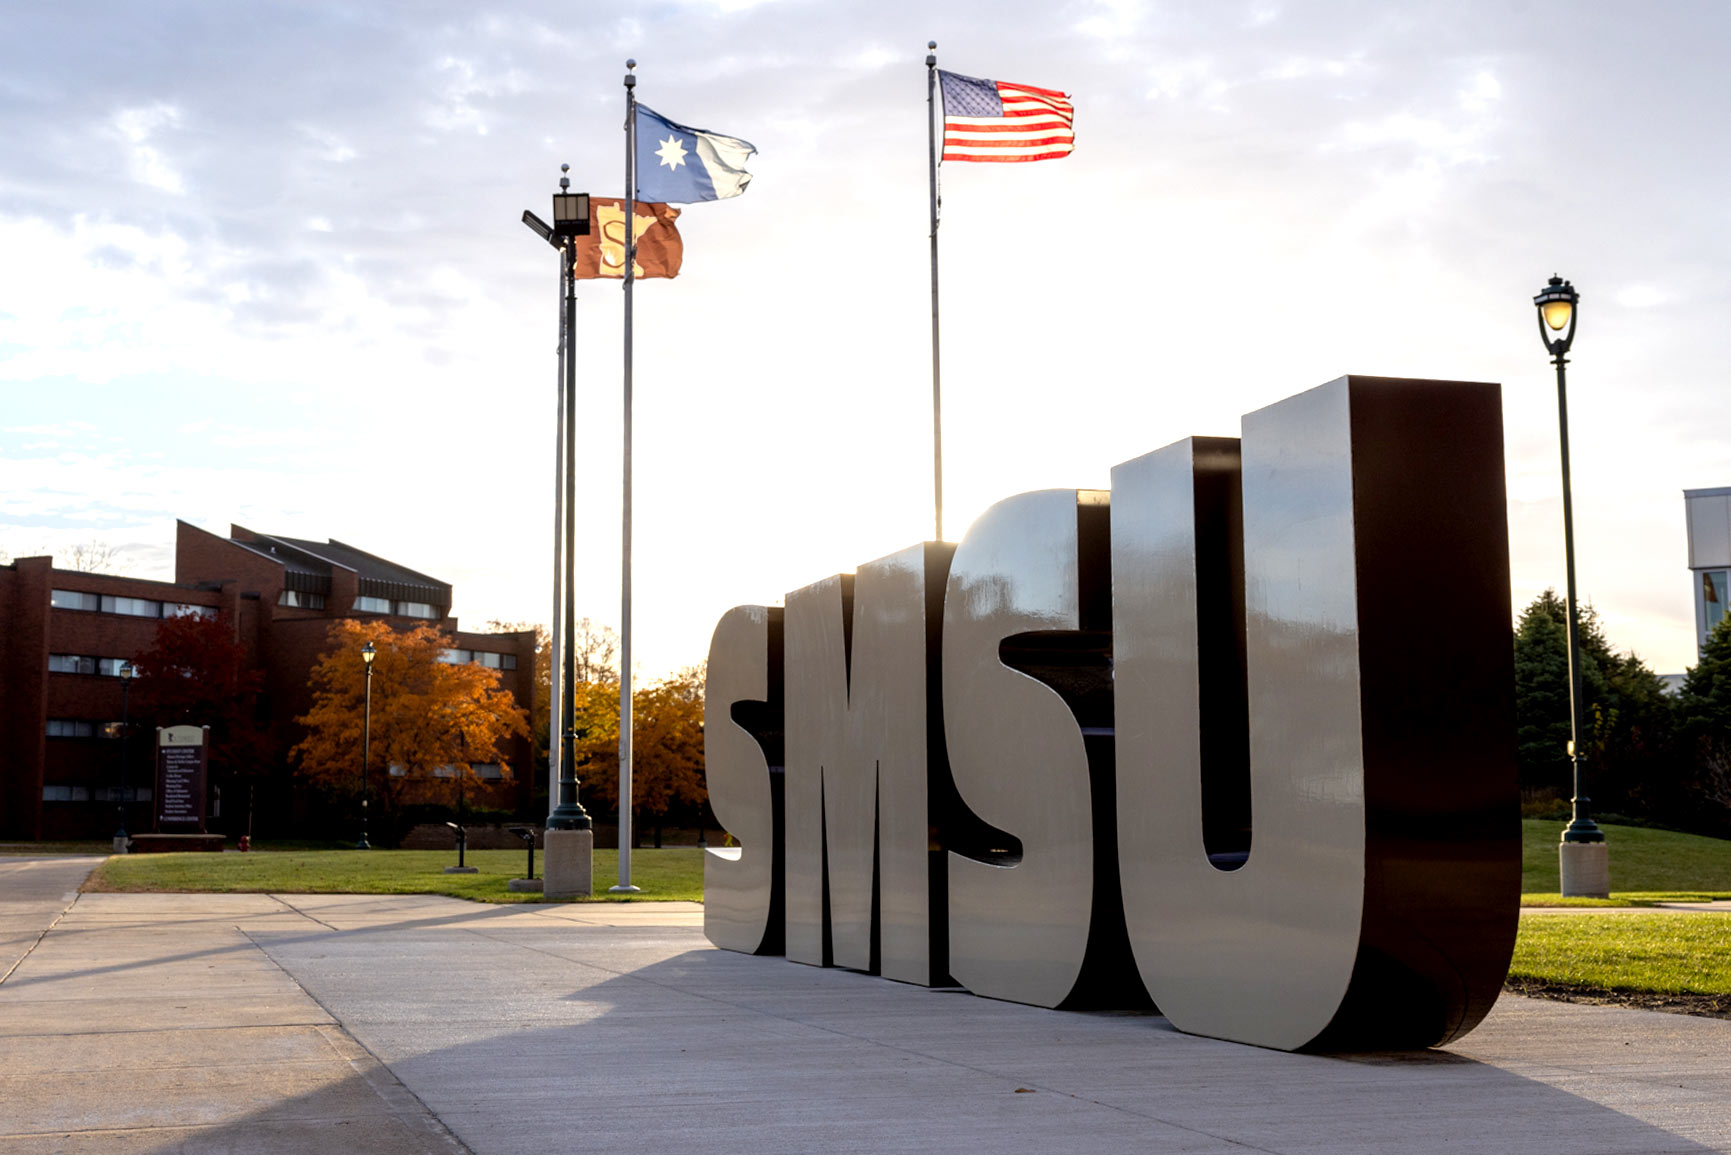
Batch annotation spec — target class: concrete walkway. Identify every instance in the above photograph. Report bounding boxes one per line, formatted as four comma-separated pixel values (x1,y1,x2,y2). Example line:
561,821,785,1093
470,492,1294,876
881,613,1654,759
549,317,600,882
3,858,1729,1154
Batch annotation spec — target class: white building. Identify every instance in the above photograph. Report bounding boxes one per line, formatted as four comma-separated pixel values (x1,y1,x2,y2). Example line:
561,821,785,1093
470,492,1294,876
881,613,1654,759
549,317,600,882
1683,486,1731,654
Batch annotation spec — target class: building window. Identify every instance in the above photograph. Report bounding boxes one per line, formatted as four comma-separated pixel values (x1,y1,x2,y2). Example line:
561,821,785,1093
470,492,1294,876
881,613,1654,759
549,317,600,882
437,649,516,671
166,603,217,619
1705,571,1729,640
474,764,504,780
42,786,92,802
46,720,96,738
51,589,100,611
277,590,326,609
354,596,391,614
101,595,161,618
95,786,152,803
398,601,436,619
51,655,134,676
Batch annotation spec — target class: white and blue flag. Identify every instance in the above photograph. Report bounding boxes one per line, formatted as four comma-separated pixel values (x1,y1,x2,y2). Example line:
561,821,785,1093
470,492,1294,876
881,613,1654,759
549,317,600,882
634,105,756,204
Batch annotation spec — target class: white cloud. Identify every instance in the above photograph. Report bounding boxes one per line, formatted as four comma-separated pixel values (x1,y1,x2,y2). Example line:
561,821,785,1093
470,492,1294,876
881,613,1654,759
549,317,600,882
1263,55,1358,82
1459,69,1501,113
298,126,358,163
1616,285,1668,309
111,103,186,194
1077,0,1144,40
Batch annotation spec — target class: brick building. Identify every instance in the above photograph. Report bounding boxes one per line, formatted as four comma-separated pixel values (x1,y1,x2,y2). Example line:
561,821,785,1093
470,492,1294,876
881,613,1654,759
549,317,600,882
0,522,536,841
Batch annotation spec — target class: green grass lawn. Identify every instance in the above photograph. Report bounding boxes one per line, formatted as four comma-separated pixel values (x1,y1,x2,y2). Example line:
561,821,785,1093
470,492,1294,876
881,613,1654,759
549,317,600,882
86,847,704,903
1511,912,1731,997
67,820,1731,908
1520,819,1731,905
62,821,1731,1012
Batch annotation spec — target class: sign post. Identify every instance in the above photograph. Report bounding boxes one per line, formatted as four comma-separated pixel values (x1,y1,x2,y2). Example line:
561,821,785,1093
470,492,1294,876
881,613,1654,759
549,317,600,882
155,725,210,833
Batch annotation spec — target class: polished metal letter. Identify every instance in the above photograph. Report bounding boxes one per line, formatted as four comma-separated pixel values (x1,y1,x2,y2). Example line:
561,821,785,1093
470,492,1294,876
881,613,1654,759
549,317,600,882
944,490,1136,1008
1113,376,1520,1050
703,605,784,955
782,545,954,983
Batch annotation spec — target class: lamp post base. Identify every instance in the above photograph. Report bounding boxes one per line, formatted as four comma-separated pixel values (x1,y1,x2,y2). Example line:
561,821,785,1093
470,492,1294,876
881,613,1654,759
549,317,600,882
1559,840,1610,899
544,828,593,898
112,835,130,855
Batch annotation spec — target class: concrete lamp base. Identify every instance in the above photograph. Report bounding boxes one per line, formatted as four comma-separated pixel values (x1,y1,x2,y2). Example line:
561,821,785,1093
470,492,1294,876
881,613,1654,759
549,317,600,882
112,836,130,855
506,878,543,893
443,866,478,875
1559,840,1611,899
543,828,593,899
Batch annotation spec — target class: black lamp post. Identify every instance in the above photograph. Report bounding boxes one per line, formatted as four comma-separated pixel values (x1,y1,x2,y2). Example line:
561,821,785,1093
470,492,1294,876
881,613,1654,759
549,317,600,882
358,640,376,850
114,661,137,846
523,167,593,835
1533,275,1604,850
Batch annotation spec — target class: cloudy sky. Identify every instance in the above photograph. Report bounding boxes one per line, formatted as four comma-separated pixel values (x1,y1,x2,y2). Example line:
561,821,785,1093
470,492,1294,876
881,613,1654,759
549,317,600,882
3,1,1727,679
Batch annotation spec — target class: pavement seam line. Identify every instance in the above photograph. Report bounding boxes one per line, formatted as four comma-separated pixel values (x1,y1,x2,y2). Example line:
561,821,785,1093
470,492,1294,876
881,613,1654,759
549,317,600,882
265,892,342,931
0,890,80,988
454,926,1282,1151
240,927,475,1155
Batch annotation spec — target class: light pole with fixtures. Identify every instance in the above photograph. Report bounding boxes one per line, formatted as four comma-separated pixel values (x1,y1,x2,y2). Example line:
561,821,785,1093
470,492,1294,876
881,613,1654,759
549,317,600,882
114,661,137,851
358,640,376,850
1533,273,1609,898
523,170,594,836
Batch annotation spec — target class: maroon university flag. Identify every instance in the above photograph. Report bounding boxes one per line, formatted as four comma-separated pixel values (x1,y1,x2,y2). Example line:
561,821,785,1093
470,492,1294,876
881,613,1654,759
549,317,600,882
575,198,683,279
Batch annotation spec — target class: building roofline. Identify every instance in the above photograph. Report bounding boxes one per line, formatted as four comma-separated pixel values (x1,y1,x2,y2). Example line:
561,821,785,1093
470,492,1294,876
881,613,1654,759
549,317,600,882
325,539,444,588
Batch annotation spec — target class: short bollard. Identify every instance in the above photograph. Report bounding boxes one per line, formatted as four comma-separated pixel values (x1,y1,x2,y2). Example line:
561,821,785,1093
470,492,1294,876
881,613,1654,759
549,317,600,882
506,826,543,894
443,821,477,874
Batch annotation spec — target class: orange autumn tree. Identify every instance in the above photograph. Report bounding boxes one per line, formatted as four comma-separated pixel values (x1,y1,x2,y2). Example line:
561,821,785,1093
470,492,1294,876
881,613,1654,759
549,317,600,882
294,619,530,843
571,664,706,846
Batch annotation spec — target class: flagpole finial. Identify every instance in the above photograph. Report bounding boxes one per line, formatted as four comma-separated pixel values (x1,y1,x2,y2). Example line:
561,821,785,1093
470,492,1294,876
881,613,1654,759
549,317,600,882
625,58,636,88
927,41,937,67
559,163,569,192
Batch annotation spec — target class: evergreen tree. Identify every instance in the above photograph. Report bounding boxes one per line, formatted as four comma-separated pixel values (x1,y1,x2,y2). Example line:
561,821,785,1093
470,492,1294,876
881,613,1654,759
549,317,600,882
1513,590,1605,793
1671,616,1731,831
1511,589,1672,812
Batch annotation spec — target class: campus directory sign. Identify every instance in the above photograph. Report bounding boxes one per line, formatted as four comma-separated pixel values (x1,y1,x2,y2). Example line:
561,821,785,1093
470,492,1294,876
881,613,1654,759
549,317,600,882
156,725,210,832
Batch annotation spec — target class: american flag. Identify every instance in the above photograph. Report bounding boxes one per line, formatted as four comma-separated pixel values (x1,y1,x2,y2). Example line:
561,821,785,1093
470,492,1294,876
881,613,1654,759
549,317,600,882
939,70,1074,163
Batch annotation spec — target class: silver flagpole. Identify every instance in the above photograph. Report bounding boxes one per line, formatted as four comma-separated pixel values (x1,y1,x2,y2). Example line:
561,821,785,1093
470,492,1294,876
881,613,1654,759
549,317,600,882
612,59,642,892
927,41,944,542
548,237,565,818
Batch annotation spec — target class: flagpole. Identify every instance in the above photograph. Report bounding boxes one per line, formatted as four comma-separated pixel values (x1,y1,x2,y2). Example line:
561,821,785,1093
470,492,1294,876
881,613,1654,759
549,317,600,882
613,58,642,893
926,41,944,543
